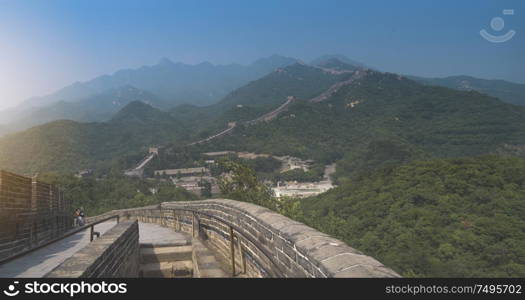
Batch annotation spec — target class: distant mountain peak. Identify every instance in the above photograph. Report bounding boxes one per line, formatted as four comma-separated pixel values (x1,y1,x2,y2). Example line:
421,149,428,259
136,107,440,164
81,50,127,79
118,100,152,110
158,57,174,66
1,54,311,132
319,57,345,64
115,84,139,91
311,54,367,69
314,57,362,72
251,54,299,68
196,61,214,67
110,100,158,122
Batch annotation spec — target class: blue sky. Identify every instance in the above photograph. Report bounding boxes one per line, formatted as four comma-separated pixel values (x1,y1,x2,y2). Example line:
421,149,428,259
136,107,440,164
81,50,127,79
0,0,523,109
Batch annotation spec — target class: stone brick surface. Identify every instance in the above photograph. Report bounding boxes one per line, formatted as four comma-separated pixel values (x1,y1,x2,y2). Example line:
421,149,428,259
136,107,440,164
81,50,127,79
86,199,400,278
0,171,71,262
46,221,139,278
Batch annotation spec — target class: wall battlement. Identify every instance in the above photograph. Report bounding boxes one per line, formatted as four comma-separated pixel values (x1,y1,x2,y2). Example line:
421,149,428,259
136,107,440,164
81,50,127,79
0,170,71,262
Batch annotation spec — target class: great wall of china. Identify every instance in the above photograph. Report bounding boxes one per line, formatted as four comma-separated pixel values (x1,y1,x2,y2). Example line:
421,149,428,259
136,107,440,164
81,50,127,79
0,170,399,278
126,67,366,175
0,66,402,278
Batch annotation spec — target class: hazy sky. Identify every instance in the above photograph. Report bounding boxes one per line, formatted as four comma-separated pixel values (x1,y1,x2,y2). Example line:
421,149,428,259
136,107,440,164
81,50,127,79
0,0,523,110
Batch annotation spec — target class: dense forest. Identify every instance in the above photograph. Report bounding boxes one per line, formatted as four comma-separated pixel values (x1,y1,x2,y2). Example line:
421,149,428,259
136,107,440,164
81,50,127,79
196,155,525,277
209,154,324,183
298,155,525,277
47,154,523,277
411,75,525,107
37,173,198,216
0,101,189,174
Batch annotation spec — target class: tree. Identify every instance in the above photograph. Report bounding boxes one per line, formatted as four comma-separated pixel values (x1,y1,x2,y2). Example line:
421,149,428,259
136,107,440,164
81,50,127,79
217,158,279,211
199,179,212,198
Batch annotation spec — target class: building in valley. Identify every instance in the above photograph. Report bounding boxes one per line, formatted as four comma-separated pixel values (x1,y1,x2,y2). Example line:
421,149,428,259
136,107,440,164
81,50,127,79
272,181,334,199
154,167,209,178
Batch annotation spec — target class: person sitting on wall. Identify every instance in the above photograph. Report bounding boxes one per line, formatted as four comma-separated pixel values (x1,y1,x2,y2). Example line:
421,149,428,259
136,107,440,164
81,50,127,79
73,208,81,227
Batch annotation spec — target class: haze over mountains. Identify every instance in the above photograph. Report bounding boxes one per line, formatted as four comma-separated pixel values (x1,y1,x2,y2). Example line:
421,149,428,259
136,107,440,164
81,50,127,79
0,55,299,134
1,54,524,137
0,101,187,174
1,54,524,176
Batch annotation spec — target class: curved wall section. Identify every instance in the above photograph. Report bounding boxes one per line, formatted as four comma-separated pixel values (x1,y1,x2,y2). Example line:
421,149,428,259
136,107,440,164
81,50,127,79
87,199,400,278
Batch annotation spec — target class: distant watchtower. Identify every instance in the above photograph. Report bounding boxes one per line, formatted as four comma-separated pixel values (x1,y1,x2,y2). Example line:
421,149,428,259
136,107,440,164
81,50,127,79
149,147,159,155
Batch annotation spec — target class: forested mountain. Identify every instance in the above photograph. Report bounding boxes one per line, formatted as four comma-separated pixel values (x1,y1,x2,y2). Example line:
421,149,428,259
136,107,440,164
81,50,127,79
299,155,525,277
169,62,353,134
186,61,525,277
310,54,368,68
1,53,522,138
0,101,188,174
410,75,525,107
2,86,166,134
199,66,525,180
2,57,525,179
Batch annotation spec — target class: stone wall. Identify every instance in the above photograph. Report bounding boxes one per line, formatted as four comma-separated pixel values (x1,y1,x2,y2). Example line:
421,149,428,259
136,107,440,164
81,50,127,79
88,200,400,278
0,170,71,262
46,221,140,278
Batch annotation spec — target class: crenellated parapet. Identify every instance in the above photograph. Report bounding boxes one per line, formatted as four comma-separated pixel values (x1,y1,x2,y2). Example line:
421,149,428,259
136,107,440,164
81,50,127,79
0,170,71,262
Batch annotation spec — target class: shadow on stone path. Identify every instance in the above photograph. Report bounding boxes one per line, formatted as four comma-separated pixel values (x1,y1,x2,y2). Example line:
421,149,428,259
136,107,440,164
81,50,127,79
0,220,117,278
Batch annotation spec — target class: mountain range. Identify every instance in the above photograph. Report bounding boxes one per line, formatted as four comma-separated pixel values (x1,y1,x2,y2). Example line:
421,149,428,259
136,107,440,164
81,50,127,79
1,54,524,137
0,55,524,175
0,55,299,134
0,101,187,174
197,61,525,179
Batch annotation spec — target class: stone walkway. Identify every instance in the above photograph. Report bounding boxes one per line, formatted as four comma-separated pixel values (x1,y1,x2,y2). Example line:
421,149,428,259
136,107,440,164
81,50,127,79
0,221,190,278
0,221,117,278
138,222,190,246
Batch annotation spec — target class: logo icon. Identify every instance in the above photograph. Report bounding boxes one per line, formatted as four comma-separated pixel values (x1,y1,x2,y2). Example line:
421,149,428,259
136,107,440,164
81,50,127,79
480,9,516,43
3,281,20,297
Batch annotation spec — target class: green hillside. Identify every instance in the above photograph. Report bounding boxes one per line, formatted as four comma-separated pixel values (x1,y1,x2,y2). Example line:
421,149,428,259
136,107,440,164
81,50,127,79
411,75,525,107
170,62,351,135
201,70,525,179
299,155,525,277
0,101,188,174
37,172,199,216
3,61,525,180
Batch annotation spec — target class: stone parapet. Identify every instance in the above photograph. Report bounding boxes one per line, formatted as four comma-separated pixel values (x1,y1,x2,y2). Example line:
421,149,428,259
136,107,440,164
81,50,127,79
86,200,399,278
46,221,139,278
